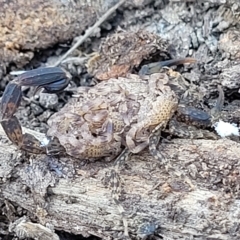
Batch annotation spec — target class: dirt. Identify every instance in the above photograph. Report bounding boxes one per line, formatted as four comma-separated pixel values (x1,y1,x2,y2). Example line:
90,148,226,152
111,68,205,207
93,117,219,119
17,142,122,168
1,0,240,239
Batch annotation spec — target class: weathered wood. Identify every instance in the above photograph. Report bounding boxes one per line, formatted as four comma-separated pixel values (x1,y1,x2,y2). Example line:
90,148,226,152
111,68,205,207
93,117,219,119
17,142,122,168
0,0,112,73
0,125,240,239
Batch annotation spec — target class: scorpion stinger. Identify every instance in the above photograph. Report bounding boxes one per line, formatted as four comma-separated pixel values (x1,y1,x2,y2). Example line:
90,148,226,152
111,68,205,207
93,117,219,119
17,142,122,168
0,67,70,154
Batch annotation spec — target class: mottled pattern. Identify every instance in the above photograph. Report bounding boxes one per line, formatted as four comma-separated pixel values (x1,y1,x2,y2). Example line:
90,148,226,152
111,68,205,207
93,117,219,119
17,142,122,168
0,0,98,70
47,73,178,159
87,29,170,80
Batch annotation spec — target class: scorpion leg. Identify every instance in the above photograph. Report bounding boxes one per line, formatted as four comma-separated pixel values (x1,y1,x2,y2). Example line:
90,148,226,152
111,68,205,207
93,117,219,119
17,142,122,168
110,122,166,236
149,122,166,161
210,85,225,122
139,57,196,75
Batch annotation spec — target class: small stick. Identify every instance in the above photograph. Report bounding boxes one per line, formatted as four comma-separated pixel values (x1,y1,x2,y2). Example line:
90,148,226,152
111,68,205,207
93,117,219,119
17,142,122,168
53,0,126,67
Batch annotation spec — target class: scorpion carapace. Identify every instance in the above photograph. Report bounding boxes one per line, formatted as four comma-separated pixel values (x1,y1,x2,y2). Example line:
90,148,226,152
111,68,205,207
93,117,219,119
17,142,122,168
0,67,70,154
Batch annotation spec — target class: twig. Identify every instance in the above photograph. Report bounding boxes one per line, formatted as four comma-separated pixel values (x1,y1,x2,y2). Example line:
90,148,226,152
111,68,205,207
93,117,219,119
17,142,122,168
53,0,126,67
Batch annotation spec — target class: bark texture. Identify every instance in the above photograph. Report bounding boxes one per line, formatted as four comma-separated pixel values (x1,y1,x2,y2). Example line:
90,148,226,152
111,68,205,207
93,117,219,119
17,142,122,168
0,125,240,239
1,1,240,239
0,0,149,76
0,0,102,75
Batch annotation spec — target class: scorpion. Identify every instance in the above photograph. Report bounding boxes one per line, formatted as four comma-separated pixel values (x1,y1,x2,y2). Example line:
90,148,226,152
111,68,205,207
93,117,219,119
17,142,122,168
0,60,223,159
0,60,225,239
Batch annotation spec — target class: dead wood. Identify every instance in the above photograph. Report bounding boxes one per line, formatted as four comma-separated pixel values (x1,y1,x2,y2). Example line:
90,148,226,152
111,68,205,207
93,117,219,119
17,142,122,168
0,125,240,239
0,0,106,74
1,1,240,239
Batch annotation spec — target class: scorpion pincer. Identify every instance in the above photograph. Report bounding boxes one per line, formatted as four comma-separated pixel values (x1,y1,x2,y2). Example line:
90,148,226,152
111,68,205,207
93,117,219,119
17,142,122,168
0,67,70,154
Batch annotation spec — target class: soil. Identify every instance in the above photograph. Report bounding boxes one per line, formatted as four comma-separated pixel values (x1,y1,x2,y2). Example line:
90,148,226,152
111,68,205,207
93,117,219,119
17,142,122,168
1,0,240,239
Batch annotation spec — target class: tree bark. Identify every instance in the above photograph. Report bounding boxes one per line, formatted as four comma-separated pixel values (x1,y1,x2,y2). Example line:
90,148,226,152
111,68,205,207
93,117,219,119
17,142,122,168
0,0,118,74
0,125,240,239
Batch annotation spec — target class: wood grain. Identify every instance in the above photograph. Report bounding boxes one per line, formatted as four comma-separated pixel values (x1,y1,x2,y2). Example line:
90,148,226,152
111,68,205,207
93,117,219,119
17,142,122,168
0,125,240,239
